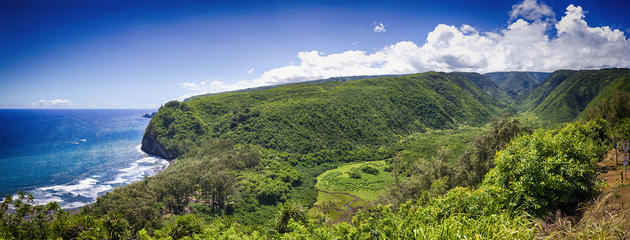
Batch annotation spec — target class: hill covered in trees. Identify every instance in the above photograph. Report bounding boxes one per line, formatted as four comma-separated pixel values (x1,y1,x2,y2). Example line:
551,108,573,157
143,68,630,161
142,72,504,159
522,68,630,122
483,71,551,100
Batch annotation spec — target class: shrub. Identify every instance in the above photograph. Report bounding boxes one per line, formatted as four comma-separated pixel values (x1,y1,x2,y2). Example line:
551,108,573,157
614,118,630,141
361,165,379,175
167,214,204,240
483,120,607,215
348,171,361,179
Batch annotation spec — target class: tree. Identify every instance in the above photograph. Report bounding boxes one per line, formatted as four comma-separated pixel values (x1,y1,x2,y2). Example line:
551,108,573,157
390,152,404,200
456,117,531,187
200,167,235,212
586,91,630,129
274,202,305,233
0,192,61,240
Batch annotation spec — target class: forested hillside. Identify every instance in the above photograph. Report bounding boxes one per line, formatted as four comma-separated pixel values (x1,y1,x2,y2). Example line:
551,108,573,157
483,71,550,99
522,68,630,122
143,72,503,159
456,72,512,106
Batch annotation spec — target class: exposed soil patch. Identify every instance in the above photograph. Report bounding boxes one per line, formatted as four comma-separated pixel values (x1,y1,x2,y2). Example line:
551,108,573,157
597,148,630,211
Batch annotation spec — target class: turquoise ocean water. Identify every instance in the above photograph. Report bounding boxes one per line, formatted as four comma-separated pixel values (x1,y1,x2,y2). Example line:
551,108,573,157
0,109,168,208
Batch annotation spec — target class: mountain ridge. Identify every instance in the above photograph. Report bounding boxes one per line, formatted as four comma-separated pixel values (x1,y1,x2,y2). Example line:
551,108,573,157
144,68,630,159
483,71,551,100
143,71,504,159
522,68,630,122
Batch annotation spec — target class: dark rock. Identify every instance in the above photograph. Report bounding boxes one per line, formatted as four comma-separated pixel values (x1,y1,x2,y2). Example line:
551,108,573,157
142,112,157,118
141,122,173,160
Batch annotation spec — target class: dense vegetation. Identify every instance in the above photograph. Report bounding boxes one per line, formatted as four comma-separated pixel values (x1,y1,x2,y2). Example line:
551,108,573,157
456,72,513,106
2,119,617,239
483,71,550,99
2,68,630,239
143,72,502,159
522,68,630,122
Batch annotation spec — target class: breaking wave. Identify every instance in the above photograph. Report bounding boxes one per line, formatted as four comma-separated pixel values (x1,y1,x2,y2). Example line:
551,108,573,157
25,145,169,209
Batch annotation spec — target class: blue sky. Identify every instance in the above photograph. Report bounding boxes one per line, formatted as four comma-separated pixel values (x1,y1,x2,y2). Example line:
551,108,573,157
0,0,629,108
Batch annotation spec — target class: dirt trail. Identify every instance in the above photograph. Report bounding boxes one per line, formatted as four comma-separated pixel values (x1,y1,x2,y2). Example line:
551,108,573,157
596,148,630,207
598,148,627,187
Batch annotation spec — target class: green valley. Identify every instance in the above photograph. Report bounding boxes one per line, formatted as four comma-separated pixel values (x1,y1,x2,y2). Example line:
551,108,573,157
3,68,630,239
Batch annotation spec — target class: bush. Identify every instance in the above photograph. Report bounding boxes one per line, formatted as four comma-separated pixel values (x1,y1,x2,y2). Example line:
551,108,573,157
614,118,630,141
483,120,607,215
167,214,204,240
348,171,361,179
361,165,379,175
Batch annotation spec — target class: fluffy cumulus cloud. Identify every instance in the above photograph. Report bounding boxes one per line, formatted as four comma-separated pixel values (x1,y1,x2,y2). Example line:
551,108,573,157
509,0,554,21
32,99,75,107
181,0,630,95
373,22,386,33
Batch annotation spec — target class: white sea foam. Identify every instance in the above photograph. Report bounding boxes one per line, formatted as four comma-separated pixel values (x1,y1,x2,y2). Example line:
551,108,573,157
26,144,169,209
39,178,99,193
107,145,169,185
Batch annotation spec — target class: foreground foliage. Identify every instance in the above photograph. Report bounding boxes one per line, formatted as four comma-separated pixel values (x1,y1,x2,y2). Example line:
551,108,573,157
484,119,608,215
2,119,616,239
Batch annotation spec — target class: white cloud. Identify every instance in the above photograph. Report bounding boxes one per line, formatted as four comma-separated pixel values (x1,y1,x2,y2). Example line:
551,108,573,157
247,67,255,74
84,101,123,108
510,0,554,21
459,24,477,34
32,99,75,107
373,22,386,33
180,1,630,96
179,80,245,99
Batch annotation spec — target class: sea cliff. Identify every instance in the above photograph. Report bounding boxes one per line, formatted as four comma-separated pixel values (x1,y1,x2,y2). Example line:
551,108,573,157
140,122,173,160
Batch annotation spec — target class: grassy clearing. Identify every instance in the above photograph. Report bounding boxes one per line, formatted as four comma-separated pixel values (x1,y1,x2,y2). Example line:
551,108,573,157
313,160,392,221
315,160,392,201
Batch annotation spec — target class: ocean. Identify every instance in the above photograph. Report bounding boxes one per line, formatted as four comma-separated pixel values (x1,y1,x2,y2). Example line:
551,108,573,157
0,109,169,209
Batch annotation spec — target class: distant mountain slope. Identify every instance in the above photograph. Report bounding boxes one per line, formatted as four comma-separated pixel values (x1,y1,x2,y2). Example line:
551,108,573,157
456,72,512,105
484,72,551,99
143,72,502,159
522,68,630,122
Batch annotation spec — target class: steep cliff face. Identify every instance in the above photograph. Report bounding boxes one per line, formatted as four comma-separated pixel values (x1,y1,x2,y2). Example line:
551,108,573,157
140,122,173,160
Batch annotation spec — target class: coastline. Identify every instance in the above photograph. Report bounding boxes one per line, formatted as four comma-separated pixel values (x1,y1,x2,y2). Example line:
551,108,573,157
12,143,171,211
64,144,174,214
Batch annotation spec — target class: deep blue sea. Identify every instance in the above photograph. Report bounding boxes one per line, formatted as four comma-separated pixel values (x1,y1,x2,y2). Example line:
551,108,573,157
0,109,168,209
